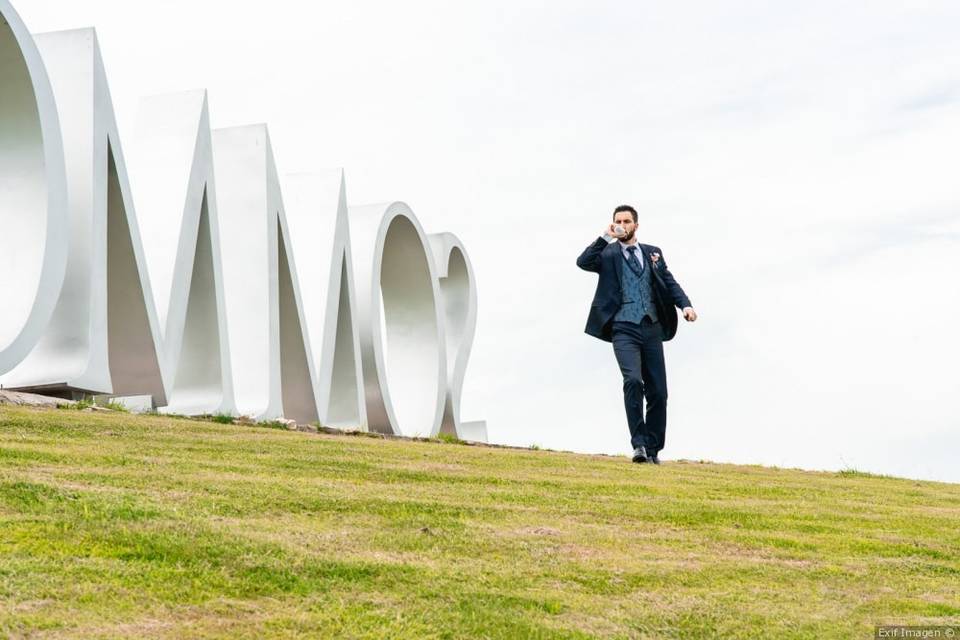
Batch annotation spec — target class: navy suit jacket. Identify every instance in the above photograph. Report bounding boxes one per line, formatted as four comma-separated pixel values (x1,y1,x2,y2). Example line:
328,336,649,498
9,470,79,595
576,237,692,342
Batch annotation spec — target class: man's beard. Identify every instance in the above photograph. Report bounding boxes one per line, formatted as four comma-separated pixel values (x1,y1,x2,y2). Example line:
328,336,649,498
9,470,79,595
623,229,635,242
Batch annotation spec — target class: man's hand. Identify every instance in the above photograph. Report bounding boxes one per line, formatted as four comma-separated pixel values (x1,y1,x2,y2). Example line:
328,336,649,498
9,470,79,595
682,307,697,322
603,223,619,238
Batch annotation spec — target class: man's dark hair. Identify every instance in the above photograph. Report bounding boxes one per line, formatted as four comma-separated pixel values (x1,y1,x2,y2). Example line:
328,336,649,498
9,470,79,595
613,204,638,224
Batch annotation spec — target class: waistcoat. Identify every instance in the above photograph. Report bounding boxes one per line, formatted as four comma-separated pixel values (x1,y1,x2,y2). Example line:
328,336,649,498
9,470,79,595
613,248,658,324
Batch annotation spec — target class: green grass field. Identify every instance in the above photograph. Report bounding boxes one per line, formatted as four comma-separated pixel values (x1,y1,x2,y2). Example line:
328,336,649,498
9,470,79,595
1,405,958,638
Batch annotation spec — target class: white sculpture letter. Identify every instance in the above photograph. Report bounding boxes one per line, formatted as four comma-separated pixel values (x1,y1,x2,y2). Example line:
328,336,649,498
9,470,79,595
0,0,67,375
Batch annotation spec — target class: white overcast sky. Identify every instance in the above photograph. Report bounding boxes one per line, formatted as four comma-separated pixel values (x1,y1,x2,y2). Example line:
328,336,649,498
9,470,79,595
14,0,960,482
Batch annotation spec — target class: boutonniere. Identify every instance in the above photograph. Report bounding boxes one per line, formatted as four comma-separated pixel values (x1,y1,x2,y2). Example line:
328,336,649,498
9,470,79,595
650,252,661,266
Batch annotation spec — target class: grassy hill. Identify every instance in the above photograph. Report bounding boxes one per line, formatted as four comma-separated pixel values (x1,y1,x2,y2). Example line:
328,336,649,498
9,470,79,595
0,405,958,639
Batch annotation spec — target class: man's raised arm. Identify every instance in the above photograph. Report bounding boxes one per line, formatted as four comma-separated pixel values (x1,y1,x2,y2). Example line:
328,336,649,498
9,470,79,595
576,226,616,273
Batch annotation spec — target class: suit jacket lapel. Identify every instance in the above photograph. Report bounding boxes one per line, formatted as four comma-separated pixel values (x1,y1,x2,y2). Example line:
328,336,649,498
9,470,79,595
637,244,649,271
639,244,666,288
606,241,623,286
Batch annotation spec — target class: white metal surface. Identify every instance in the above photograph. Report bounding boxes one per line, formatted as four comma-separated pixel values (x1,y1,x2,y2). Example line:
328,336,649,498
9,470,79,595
0,1,485,441
0,0,67,374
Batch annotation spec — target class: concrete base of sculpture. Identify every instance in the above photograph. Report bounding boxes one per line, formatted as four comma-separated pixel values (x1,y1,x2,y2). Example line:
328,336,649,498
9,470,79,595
0,389,75,409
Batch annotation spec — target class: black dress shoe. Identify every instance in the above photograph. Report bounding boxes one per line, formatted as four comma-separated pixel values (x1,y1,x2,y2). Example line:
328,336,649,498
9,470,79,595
632,446,648,463
648,453,661,465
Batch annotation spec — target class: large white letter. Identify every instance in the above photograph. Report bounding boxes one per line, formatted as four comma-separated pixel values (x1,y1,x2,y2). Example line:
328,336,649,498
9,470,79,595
283,171,367,430
429,233,487,442
0,28,166,404
130,90,236,415
0,0,67,375
349,203,446,437
213,125,318,422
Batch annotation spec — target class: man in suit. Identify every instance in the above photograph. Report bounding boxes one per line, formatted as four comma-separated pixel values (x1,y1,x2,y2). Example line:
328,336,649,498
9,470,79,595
576,204,697,465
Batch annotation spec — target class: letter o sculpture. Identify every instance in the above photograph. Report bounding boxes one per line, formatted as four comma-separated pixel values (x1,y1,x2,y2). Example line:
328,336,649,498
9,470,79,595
349,202,446,437
0,0,68,374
